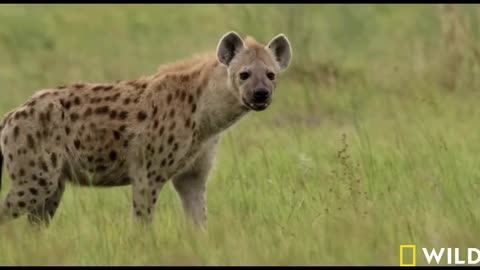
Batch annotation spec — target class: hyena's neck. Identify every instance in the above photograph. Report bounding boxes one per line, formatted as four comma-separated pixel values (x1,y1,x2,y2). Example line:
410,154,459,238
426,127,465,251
196,59,249,141
149,54,249,141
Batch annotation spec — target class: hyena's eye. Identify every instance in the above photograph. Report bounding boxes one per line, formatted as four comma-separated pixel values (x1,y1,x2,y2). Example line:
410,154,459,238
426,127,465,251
266,72,276,81
239,72,250,80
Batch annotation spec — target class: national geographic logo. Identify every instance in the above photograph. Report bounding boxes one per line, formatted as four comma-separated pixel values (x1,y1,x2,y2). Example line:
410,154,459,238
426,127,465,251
400,245,480,266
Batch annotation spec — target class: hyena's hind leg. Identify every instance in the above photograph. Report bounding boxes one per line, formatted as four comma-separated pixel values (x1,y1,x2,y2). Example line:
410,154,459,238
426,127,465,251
27,176,66,227
0,152,64,227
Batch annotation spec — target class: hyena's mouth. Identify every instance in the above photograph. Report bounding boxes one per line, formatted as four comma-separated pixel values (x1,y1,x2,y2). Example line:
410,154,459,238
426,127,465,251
242,97,269,111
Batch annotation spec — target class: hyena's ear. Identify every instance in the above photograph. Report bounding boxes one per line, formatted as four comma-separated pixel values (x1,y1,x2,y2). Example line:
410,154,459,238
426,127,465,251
217,31,245,66
267,34,292,72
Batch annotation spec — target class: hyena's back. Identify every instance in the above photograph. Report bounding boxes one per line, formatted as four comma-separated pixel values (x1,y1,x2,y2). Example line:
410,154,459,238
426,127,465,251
0,80,153,188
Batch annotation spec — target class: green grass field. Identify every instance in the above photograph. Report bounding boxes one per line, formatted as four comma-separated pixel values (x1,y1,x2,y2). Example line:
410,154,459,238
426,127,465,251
1,4,480,266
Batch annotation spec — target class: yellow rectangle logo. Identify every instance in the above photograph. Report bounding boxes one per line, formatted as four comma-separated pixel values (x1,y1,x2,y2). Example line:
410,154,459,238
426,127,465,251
400,245,416,266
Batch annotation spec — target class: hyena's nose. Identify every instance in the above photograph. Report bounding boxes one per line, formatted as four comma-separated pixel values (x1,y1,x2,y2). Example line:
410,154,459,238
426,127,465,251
253,88,270,103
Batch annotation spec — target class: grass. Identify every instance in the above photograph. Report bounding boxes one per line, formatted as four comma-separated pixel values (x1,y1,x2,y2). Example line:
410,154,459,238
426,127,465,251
1,3,480,266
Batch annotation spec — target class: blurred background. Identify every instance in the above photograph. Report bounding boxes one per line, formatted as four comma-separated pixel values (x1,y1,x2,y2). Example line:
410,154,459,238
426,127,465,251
1,4,480,266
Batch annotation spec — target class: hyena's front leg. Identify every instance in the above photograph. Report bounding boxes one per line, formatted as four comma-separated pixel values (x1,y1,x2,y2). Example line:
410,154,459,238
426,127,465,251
173,138,218,229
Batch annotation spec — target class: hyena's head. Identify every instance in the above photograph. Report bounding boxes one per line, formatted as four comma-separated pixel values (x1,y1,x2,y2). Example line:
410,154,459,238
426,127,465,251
216,31,292,111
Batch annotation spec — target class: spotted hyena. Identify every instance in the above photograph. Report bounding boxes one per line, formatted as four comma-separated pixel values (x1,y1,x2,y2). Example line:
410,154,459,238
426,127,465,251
0,31,292,228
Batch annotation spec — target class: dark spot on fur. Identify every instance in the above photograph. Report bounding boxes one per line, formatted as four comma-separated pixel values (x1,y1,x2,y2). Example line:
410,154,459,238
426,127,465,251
45,110,51,122
92,85,103,91
90,97,101,103
73,96,81,105
96,165,107,172
17,191,24,197
167,93,172,104
18,201,26,208
65,126,71,135
73,83,85,89
74,139,81,149
70,113,79,122
19,168,25,177
119,111,128,120
169,109,175,118
84,107,92,117
109,151,117,161
161,159,166,167
29,160,35,167
137,111,147,121
153,120,159,129
110,110,118,119
50,153,57,168
29,188,38,195
63,100,72,110
39,159,49,173
95,106,109,114
169,122,176,131
188,94,194,104
191,104,197,113
113,130,121,140
168,135,174,145
111,93,121,102
13,126,19,140
38,178,47,186
158,145,164,153
27,134,35,149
